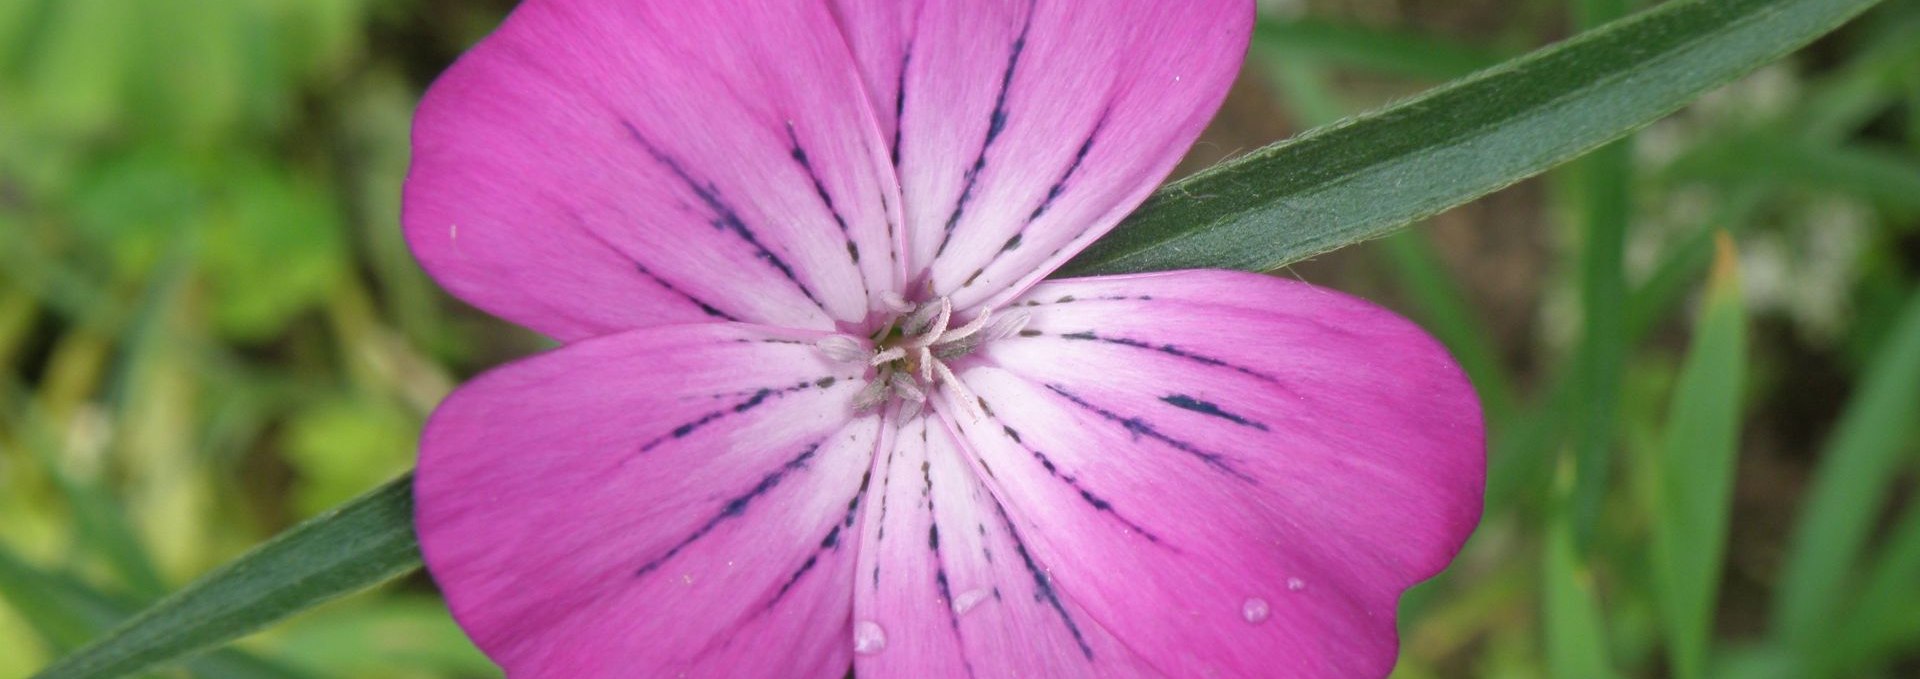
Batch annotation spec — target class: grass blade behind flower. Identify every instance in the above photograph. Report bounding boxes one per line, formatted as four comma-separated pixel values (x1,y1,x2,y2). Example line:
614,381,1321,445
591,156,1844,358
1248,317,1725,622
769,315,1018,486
31,475,418,679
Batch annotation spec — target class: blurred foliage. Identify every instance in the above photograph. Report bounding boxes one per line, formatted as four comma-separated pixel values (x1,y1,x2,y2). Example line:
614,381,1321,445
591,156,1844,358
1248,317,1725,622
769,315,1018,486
0,0,505,676
2,0,1918,677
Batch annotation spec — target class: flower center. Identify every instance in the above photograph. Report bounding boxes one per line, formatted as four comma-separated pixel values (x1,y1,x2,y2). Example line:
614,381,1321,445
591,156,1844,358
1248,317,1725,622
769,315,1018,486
814,296,1028,421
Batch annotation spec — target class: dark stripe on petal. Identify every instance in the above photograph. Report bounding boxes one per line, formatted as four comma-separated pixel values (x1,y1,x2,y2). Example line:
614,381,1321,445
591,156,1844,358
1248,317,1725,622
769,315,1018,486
1045,385,1256,484
621,121,823,308
784,125,867,280
919,460,969,642
876,440,899,541
989,496,1093,659
637,379,822,454
933,3,1036,258
1055,330,1278,384
1160,394,1270,431
891,47,911,168
769,470,872,606
786,125,853,240
1017,294,1153,307
1026,110,1107,224
632,262,739,321
772,554,818,603
563,211,744,321
636,441,821,577
988,420,1161,543
847,469,872,528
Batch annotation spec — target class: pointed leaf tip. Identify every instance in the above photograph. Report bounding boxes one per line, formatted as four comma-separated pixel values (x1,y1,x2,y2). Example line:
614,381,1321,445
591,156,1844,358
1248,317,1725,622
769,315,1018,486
1709,230,1740,295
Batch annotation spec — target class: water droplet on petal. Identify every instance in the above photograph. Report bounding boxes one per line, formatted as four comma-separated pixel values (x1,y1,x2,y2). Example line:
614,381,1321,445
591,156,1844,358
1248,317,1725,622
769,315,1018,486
1287,577,1307,592
1242,597,1271,624
853,620,888,655
952,589,990,616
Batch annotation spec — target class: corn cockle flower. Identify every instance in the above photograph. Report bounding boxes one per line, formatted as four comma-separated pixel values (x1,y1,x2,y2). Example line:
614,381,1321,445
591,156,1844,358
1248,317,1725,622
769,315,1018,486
405,0,1484,676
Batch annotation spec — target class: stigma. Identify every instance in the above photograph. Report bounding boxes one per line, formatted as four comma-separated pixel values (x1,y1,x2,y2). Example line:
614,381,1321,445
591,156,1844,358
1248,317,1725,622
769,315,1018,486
814,296,1029,421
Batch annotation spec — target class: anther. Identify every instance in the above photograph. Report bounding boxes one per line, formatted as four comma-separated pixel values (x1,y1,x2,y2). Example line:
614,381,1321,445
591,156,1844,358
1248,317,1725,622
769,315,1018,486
905,299,953,348
879,291,914,314
816,335,869,363
902,299,946,336
916,347,935,383
982,309,1031,341
891,376,926,403
939,309,994,344
933,360,986,423
851,377,891,411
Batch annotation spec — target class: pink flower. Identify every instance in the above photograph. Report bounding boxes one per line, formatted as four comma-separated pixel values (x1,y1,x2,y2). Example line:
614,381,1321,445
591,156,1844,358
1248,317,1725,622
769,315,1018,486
404,0,1484,677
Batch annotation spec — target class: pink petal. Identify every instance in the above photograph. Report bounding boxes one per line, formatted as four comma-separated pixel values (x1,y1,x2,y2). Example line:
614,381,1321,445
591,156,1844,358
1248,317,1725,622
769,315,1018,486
415,323,880,678
828,0,1251,311
947,270,1484,677
852,411,1156,678
405,0,902,341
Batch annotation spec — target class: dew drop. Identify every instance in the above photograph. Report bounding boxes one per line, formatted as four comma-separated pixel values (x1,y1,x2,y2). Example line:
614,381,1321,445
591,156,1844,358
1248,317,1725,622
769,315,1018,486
1242,597,1271,624
952,589,990,616
853,620,888,655
1287,577,1307,592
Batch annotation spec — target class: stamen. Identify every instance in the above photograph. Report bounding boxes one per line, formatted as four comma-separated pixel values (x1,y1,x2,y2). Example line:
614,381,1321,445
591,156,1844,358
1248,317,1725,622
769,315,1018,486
897,396,924,422
933,333,985,360
891,375,926,403
916,347,935,384
933,360,987,423
902,300,945,336
839,295,1020,421
879,291,914,313
815,335,869,363
851,377,891,411
939,309,994,344
982,309,1032,341
905,299,953,349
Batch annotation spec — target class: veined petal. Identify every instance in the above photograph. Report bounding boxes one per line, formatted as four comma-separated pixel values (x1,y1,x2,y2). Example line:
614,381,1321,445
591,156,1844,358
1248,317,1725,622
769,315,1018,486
415,323,879,678
828,0,1251,311
853,411,1153,678
406,0,902,341
950,270,1485,677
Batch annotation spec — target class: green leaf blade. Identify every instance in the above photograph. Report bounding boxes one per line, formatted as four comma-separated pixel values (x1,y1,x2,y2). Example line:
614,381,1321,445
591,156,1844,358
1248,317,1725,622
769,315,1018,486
0,545,310,679
1648,235,1748,679
1057,0,1883,278
1252,17,1510,81
1773,286,1920,651
32,475,420,679
1544,496,1618,679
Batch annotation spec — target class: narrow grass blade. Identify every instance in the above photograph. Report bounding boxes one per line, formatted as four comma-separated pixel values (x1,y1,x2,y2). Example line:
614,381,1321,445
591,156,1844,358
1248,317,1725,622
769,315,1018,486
1812,497,1920,676
1664,136,1920,213
1259,20,1521,429
1252,16,1510,81
1647,234,1747,679
0,545,309,679
1771,287,1920,649
0,378,168,599
1057,0,1883,278
1563,0,1635,551
1568,140,1631,549
1544,479,1618,679
32,475,419,679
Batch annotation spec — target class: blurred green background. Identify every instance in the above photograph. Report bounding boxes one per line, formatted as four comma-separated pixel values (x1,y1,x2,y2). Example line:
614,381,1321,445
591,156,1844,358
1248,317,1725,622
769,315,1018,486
2,0,1917,677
